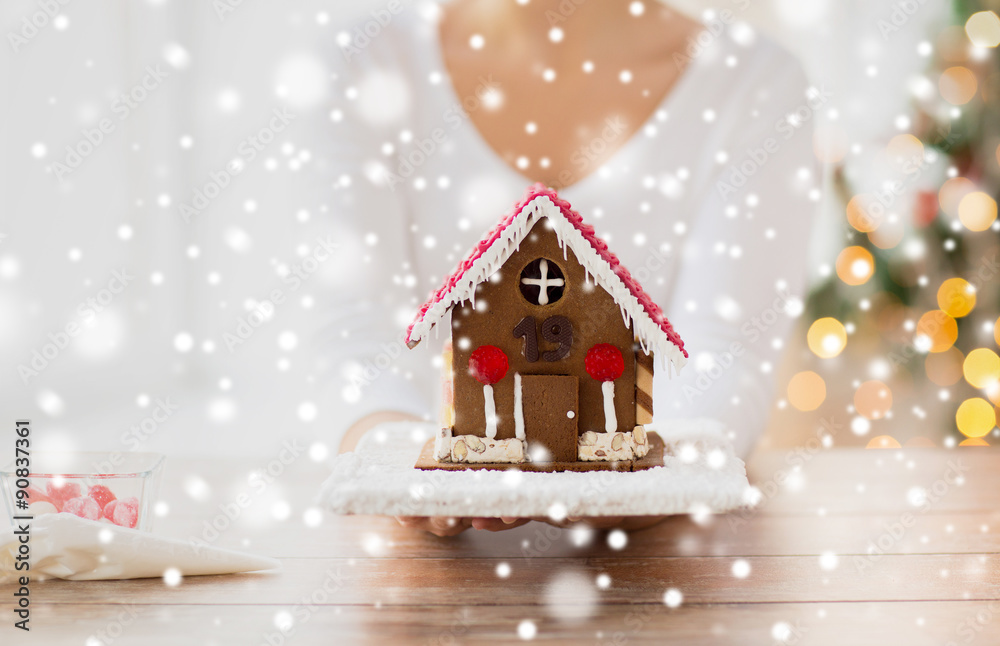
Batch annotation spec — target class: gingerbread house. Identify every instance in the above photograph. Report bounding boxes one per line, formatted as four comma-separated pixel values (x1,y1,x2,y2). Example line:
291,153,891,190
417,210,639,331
406,185,687,471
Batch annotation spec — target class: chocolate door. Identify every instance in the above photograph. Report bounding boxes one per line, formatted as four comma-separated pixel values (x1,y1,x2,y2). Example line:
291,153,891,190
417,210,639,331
521,375,579,462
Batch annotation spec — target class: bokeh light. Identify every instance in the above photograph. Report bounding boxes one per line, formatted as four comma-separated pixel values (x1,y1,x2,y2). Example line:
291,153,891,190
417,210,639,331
926,347,965,386
939,66,978,105
807,317,848,358
936,278,976,318
965,11,1000,48
886,134,925,167
994,317,1000,347
916,310,958,353
955,398,996,438
868,220,905,250
846,194,879,232
787,371,826,411
959,437,990,447
963,348,1000,389
836,246,874,286
939,177,976,217
985,381,1000,406
813,123,848,164
958,191,998,231
866,435,902,449
854,380,893,420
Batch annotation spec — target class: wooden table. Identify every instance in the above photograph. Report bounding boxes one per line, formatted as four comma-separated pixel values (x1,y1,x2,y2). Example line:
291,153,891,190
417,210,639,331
2,448,999,644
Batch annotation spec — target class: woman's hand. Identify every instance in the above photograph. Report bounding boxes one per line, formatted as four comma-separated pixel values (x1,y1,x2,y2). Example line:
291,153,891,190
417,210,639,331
395,516,531,536
394,515,665,536
346,414,667,536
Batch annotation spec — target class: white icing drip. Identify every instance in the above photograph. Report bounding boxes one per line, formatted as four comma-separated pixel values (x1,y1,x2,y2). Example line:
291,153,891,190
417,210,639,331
484,384,498,439
408,196,687,374
514,373,525,440
602,381,617,432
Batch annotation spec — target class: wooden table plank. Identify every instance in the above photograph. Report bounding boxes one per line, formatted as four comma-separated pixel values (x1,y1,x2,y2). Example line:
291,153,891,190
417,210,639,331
6,553,999,606
151,510,1000,559
2,601,999,646
745,449,997,514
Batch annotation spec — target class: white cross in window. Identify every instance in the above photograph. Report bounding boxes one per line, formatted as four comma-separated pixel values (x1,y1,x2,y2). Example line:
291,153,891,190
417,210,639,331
521,259,564,305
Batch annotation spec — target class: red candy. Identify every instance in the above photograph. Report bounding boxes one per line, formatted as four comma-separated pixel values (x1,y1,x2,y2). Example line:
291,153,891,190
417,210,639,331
102,499,119,520
112,497,139,529
585,344,624,382
63,496,101,521
26,486,56,507
468,345,509,385
46,481,82,507
88,485,117,510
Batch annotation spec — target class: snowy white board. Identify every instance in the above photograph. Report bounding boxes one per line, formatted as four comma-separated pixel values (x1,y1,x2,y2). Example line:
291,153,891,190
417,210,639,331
320,420,752,518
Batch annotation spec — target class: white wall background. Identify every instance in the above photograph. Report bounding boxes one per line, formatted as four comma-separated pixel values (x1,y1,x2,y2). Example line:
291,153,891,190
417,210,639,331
0,0,949,460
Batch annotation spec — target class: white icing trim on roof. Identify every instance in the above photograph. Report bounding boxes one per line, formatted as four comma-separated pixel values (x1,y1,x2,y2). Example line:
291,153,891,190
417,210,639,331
408,196,686,374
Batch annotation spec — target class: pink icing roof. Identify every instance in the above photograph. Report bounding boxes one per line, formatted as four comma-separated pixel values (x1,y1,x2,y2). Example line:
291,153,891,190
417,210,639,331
405,184,687,358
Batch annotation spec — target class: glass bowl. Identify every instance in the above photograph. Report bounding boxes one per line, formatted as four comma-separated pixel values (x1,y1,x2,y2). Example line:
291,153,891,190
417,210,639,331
1,452,165,532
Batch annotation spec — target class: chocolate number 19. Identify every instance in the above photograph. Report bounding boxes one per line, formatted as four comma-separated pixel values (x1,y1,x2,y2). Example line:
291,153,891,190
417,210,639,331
513,316,573,362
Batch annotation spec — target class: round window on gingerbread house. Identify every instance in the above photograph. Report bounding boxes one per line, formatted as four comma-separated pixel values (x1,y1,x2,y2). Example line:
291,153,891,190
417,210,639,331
518,258,566,306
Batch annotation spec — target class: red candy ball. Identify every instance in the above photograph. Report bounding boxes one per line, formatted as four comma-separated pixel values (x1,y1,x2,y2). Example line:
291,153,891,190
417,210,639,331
26,486,55,507
63,496,101,521
113,497,139,529
468,345,509,385
46,481,81,507
88,485,117,510
585,344,624,382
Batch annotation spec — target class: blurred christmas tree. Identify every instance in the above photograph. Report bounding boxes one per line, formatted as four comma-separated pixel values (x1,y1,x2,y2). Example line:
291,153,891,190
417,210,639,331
804,1,1000,446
